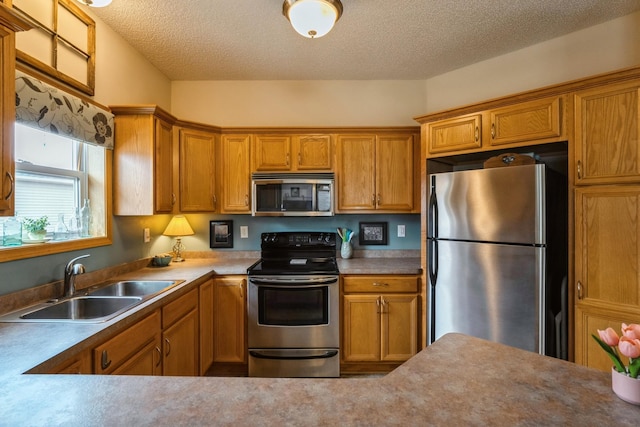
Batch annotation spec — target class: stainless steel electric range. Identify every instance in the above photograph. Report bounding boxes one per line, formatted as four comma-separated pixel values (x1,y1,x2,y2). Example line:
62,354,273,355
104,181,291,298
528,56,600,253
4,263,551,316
247,231,339,378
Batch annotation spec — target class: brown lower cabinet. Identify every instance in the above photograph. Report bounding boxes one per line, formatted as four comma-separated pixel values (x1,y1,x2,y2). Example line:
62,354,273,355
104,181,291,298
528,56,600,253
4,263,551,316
342,275,419,368
213,276,247,363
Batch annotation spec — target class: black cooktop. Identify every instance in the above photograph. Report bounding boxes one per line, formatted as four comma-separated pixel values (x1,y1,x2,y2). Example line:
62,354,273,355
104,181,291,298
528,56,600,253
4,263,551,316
248,232,339,276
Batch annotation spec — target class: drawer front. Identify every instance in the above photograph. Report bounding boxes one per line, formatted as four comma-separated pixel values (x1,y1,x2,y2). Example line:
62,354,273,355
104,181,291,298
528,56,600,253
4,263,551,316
162,288,198,328
343,276,418,293
94,311,161,374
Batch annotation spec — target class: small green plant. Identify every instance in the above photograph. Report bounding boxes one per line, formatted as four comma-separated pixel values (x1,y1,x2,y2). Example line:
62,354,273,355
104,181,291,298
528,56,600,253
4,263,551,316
22,216,49,233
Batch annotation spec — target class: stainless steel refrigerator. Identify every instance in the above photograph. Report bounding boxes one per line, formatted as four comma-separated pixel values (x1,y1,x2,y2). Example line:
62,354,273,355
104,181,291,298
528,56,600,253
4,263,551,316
427,164,567,359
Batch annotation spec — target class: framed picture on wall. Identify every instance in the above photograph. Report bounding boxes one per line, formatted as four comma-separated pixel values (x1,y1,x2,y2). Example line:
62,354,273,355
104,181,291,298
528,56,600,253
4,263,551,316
359,222,388,245
210,220,233,248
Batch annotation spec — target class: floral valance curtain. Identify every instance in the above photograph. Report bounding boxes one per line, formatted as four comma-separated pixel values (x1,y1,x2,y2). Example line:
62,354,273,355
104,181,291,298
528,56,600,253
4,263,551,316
15,70,114,149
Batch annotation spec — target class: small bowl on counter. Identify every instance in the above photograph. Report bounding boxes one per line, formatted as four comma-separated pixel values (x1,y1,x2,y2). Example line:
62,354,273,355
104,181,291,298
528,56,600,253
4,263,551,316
151,254,173,267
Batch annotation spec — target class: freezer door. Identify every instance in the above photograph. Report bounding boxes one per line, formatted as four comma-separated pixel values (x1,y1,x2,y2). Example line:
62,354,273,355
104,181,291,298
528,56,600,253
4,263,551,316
428,240,546,354
428,164,545,244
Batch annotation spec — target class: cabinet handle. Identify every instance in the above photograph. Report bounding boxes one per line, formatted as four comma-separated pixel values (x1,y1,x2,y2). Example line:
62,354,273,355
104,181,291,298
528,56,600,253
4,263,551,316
286,153,290,166
577,281,583,300
474,126,479,142
155,346,162,367
372,282,388,287
239,281,245,299
577,160,582,180
101,350,112,370
377,194,381,206
165,338,171,357
4,172,14,200
381,296,387,313
244,194,249,206
372,194,376,206
376,298,381,314
491,123,495,139
213,194,217,208
171,193,176,206
297,153,301,166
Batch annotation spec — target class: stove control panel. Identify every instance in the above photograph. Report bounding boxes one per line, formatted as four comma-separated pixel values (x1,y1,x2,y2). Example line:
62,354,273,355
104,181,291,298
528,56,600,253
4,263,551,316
260,232,337,248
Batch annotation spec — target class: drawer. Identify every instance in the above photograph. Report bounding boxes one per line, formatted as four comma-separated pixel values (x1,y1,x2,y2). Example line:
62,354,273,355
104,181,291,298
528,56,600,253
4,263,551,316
343,276,418,293
162,288,198,328
94,311,161,374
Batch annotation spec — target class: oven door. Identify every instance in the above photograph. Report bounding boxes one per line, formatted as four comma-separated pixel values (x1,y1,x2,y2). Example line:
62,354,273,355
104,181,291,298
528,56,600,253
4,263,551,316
248,275,339,349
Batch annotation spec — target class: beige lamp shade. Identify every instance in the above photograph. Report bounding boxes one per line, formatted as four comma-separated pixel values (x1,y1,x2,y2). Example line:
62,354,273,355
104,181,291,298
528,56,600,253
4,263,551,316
163,216,194,237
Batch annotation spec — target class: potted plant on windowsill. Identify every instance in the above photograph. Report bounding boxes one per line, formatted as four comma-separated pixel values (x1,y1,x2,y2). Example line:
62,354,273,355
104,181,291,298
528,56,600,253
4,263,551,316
22,216,49,241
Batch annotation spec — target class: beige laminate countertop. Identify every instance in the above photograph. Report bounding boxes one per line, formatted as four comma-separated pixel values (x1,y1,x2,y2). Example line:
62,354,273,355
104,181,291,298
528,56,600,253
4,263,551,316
3,256,636,425
1,333,639,426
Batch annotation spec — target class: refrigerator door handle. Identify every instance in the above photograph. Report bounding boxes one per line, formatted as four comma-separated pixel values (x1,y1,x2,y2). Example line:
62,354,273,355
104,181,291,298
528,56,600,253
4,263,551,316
428,175,438,238
428,238,438,344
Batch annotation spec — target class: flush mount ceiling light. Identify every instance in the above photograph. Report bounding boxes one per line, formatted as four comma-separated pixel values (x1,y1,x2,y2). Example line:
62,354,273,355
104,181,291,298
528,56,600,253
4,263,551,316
77,0,112,7
282,0,343,39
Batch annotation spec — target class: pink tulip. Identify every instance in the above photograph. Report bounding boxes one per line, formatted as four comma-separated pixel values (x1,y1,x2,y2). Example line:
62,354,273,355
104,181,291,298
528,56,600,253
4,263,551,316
598,327,620,346
618,336,640,359
621,323,640,340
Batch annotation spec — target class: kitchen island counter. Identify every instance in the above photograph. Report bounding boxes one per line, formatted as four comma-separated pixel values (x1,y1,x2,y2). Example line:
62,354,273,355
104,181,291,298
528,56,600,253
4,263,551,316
2,333,638,426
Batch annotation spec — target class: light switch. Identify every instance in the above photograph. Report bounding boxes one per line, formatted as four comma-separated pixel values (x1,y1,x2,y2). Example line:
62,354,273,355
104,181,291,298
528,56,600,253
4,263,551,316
143,228,151,243
240,226,249,238
397,225,405,237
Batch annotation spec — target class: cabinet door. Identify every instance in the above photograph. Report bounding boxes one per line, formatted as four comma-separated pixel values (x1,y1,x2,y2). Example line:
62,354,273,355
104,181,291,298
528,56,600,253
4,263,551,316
575,82,640,185
426,114,482,155
163,308,199,376
213,277,247,363
575,306,640,372
50,351,92,374
575,186,640,308
220,134,251,213
179,128,217,211
336,135,376,211
488,96,562,146
375,134,415,211
112,339,162,376
154,117,175,213
253,135,291,171
575,186,640,370
343,295,381,362
296,135,332,170
199,279,215,375
381,295,418,362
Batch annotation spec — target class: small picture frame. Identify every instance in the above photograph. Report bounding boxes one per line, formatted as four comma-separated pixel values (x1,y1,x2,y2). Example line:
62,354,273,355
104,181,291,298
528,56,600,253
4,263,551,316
359,222,388,246
290,187,300,198
210,220,233,248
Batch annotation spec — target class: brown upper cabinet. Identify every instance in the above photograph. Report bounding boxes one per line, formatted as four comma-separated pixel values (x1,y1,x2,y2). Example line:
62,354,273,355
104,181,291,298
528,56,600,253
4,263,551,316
337,133,418,213
426,95,565,157
574,81,640,185
219,134,251,214
178,127,218,212
0,5,32,216
112,107,176,216
252,134,332,172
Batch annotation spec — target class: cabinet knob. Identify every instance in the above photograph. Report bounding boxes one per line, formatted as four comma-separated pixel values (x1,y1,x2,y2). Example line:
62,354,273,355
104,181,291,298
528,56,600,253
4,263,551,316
4,172,14,200
577,280,583,300
577,160,582,180
101,350,112,370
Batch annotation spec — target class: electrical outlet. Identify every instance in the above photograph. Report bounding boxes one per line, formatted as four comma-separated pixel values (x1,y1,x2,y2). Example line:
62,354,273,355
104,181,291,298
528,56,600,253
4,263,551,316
143,228,151,243
240,226,249,238
397,225,405,237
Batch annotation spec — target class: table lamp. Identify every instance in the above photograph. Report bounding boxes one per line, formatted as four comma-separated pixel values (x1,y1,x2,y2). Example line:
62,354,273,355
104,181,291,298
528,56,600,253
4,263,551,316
162,215,194,262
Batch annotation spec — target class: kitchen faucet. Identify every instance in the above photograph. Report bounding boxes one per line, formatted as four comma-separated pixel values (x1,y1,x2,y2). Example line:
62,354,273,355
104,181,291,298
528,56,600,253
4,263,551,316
64,254,90,297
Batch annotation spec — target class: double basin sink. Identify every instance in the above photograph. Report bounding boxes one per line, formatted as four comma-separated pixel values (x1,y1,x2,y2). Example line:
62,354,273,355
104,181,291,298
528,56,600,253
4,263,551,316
2,280,183,323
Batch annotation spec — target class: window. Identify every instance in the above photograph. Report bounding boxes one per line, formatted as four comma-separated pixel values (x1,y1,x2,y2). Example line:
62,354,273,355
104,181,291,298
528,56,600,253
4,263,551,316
14,124,87,233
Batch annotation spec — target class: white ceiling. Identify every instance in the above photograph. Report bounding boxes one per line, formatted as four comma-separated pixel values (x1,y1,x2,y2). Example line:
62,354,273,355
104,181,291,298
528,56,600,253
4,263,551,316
88,0,640,81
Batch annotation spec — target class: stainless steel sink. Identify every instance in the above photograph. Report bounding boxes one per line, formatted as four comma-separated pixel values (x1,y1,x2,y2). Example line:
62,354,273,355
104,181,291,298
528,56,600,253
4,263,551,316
86,280,181,297
19,296,142,322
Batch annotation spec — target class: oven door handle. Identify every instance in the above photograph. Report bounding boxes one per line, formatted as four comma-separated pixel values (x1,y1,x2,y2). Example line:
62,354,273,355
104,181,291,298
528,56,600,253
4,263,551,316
249,350,339,360
249,276,338,286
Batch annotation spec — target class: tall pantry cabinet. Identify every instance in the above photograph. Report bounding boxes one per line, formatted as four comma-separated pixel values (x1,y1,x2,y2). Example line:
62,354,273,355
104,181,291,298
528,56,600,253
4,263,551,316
574,80,640,371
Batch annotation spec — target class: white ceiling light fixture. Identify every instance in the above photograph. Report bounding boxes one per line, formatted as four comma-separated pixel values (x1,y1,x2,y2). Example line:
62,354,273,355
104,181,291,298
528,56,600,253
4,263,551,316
283,0,343,39
77,0,112,7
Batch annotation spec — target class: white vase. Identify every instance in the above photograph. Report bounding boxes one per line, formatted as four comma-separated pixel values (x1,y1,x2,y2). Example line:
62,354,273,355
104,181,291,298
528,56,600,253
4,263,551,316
612,368,640,405
340,241,353,259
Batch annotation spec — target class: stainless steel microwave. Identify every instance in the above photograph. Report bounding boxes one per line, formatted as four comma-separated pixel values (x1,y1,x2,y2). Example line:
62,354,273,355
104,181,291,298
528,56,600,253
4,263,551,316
251,173,334,216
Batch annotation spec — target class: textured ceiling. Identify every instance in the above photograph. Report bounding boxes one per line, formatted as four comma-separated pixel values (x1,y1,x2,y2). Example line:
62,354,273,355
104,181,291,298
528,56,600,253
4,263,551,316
88,0,640,81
